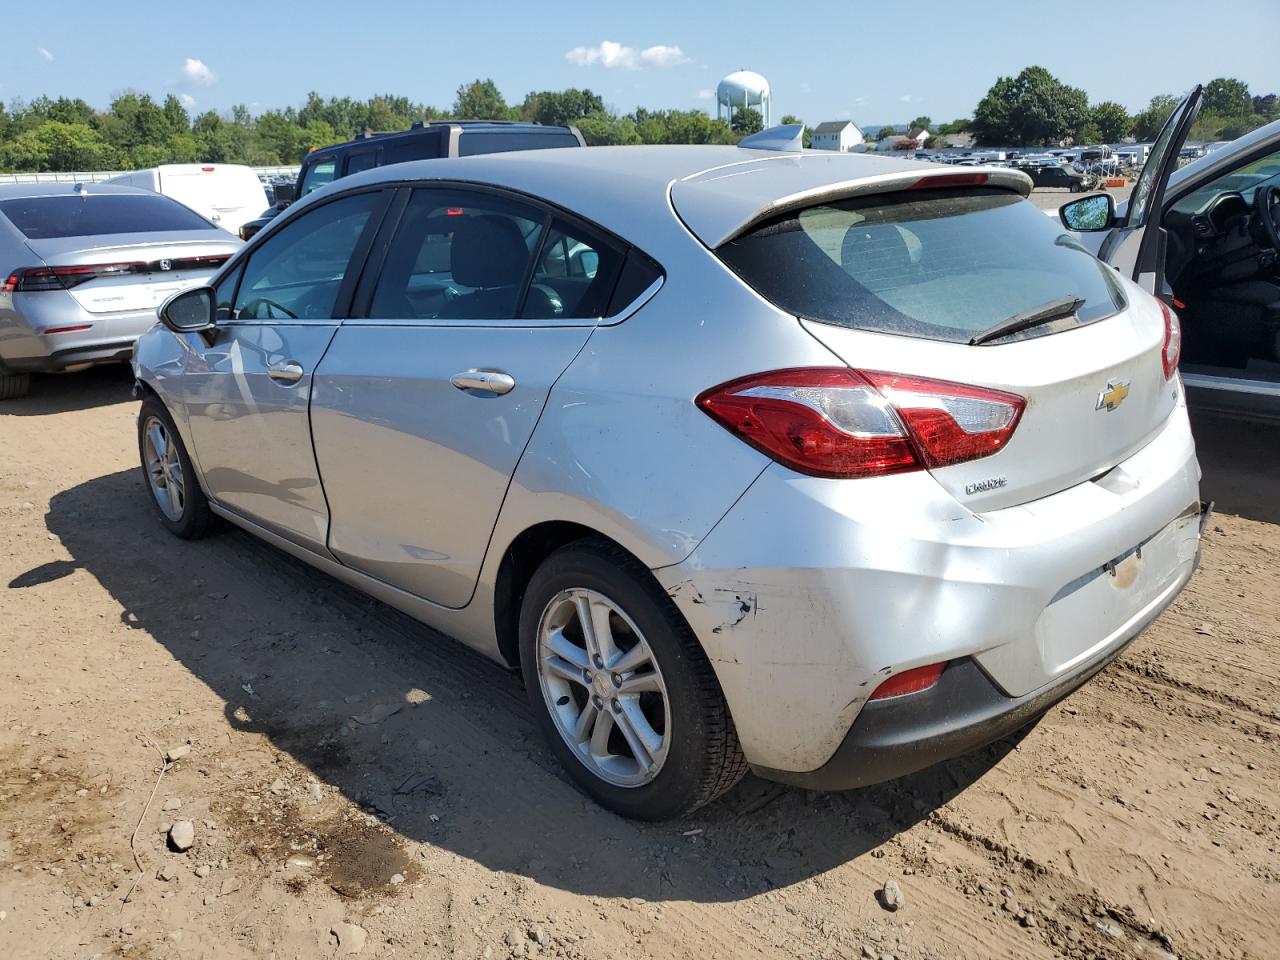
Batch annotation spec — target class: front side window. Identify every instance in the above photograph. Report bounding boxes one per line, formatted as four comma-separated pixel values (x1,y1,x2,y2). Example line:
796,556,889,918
718,188,1125,344
368,189,546,320
213,264,244,321
232,191,380,321
298,159,337,197
345,151,380,176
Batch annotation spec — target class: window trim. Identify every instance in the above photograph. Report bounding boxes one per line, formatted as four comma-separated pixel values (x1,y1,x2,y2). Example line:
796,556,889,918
344,179,664,329
219,186,395,326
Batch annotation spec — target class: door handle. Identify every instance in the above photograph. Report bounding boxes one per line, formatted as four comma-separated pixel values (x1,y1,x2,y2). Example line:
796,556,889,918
268,361,305,384
450,370,515,395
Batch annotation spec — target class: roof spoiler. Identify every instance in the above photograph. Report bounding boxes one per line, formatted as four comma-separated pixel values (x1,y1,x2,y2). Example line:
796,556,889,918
737,124,804,153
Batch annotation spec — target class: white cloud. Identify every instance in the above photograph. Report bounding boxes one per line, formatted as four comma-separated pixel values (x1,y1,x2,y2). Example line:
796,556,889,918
898,94,916,103
640,45,689,67
697,88,714,100
38,47,53,62
799,82,812,94
854,96,868,106
181,57,216,86
179,93,196,110
565,40,688,70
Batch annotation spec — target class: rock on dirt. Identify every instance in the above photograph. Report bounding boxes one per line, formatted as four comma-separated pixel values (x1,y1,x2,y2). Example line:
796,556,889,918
331,921,368,955
168,820,195,852
165,744,191,763
878,880,903,911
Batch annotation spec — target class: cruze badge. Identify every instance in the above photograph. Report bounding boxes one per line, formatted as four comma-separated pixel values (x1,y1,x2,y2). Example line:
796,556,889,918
965,476,1008,496
1096,378,1131,412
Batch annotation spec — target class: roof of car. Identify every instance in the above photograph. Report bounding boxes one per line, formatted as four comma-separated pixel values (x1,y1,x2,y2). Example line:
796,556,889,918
332,145,1032,247
0,182,156,200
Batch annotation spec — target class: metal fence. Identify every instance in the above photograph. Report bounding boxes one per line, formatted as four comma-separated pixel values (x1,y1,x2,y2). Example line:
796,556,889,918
0,166,300,184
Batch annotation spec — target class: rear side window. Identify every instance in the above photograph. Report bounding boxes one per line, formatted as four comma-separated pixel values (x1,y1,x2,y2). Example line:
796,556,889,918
717,188,1125,344
456,132,580,156
0,194,216,239
522,220,625,319
368,189,546,320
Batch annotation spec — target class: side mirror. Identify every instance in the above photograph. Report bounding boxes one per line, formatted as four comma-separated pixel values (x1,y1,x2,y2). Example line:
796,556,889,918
1059,193,1115,232
159,286,215,334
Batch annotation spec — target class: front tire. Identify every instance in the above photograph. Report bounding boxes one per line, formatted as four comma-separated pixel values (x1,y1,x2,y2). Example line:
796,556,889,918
519,538,747,820
138,396,218,540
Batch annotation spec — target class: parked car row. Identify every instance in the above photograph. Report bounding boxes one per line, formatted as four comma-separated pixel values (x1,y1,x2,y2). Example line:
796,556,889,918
6,95,1277,819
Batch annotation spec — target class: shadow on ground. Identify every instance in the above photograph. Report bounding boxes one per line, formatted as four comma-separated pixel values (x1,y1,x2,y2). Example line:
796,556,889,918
32,466,1025,904
0,364,135,416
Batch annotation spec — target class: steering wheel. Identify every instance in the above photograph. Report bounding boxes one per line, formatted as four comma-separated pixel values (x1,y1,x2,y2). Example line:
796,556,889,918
1253,185,1280,251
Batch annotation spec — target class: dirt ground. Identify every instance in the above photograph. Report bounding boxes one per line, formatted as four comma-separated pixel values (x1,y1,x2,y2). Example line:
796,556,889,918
1,365,1276,960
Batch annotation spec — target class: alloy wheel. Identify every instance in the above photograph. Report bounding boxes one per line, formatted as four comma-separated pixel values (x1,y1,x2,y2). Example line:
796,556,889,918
535,588,671,787
143,416,185,522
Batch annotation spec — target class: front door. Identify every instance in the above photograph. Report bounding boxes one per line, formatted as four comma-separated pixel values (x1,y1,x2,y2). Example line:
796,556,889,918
1097,86,1203,295
310,186,627,608
183,190,388,551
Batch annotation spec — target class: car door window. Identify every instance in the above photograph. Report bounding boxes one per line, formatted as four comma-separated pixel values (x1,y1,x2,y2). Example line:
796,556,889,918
298,159,336,197
233,192,381,321
368,189,546,320
344,150,381,176
521,220,625,319
213,263,244,321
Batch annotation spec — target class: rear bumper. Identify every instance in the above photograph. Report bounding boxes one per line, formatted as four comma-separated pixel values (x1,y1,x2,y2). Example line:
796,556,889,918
0,300,158,372
749,551,1192,791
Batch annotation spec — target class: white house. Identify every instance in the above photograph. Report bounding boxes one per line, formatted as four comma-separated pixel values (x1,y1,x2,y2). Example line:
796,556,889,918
810,121,865,152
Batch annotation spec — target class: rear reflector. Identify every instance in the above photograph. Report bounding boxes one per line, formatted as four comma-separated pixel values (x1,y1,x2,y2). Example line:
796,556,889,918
868,662,947,700
697,367,1023,479
910,173,989,190
2,257,230,292
43,324,93,335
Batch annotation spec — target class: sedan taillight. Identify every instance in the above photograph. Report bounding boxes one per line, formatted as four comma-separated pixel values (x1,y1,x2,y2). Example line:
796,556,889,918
697,367,1024,479
3,256,230,293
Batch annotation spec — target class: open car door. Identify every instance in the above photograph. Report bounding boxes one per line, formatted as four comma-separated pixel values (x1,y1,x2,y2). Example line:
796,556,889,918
1093,86,1203,296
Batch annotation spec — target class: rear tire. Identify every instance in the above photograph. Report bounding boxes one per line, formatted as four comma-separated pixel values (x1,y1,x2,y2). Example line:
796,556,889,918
0,372,30,400
138,396,219,540
519,537,747,820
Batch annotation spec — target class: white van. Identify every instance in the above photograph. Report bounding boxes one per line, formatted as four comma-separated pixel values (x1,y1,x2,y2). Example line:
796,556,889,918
106,164,268,235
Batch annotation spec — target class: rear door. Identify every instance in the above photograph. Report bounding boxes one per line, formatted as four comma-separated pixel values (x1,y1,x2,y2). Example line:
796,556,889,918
1096,87,1203,295
309,185,626,608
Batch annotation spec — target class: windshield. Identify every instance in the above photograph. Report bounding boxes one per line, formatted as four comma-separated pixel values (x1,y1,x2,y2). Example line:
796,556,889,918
1171,149,1280,214
717,188,1125,344
0,194,217,239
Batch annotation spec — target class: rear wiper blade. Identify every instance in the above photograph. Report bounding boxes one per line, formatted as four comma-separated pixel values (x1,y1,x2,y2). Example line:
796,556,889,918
969,295,1086,345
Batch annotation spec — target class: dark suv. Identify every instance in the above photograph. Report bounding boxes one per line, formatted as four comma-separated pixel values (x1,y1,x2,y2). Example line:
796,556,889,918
240,120,586,239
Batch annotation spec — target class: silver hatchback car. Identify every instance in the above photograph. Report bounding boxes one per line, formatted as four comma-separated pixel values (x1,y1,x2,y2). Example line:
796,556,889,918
133,140,1204,819
0,182,240,399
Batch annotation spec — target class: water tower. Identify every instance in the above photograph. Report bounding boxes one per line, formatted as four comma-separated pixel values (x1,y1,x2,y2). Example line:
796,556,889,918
716,70,772,127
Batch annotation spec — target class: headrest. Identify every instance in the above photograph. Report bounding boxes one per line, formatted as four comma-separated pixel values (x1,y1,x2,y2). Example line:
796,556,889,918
451,215,530,289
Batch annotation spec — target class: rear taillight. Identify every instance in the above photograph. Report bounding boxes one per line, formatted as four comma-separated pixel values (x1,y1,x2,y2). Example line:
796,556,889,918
1159,300,1181,380
2,257,228,293
868,662,947,700
697,367,1024,479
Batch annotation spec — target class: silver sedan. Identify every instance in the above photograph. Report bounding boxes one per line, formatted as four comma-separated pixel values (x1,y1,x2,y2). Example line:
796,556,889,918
132,139,1203,819
0,182,239,399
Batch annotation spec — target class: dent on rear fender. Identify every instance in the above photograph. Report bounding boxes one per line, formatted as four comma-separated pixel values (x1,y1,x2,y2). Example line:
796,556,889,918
661,571,874,771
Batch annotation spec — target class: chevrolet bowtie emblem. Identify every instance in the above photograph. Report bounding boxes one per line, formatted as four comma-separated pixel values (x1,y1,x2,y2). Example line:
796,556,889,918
1096,378,1131,412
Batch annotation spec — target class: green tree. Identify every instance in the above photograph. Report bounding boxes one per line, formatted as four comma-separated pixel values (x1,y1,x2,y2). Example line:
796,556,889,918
1203,78,1252,119
520,88,604,127
876,126,897,141
1090,101,1131,142
1132,94,1180,141
909,115,932,132
972,66,1089,146
0,121,116,171
730,107,764,136
452,79,510,120
1254,94,1278,123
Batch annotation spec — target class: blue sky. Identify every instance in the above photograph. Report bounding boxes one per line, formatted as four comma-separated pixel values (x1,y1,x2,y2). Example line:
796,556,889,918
5,0,1276,126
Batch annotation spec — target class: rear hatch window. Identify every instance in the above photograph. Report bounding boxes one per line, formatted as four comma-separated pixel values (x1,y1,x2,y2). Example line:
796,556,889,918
717,188,1124,343
0,194,216,240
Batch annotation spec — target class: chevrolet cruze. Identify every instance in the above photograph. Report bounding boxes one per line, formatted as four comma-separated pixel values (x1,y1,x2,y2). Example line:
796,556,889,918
131,134,1203,819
